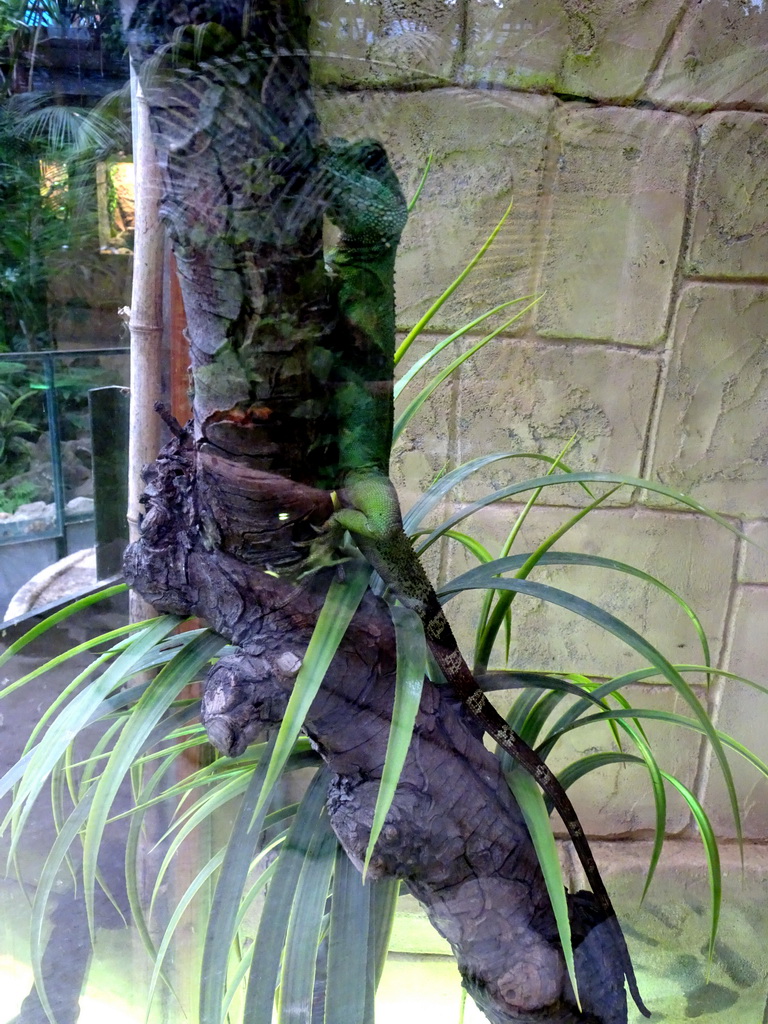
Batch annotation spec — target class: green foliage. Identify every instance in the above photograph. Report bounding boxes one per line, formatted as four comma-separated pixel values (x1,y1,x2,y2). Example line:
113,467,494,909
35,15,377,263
253,562,370,820
0,479,37,511
0,384,36,471
1,189,765,1024
0,356,124,490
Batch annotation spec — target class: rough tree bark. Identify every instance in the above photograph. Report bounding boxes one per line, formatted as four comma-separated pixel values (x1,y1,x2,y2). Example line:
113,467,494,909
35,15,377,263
121,2,631,1021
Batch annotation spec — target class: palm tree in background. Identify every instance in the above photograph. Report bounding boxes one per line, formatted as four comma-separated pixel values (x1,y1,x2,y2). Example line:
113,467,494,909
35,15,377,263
0,0,128,351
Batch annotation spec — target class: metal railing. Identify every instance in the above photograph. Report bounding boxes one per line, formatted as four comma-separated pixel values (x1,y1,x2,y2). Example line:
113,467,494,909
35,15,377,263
0,347,130,557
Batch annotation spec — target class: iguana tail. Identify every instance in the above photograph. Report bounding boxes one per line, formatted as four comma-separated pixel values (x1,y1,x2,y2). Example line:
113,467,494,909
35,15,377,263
349,516,650,1019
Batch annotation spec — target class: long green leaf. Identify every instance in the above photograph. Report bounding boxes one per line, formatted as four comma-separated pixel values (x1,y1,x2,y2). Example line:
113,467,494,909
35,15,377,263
232,837,287,936
506,771,580,1009
499,676,667,963
393,298,540,444
82,630,225,933
146,848,226,1020
243,767,332,1024
477,669,608,701
221,850,288,1019
149,773,251,920
130,760,253,834
476,483,619,672
23,651,114,757
0,582,128,668
505,685,546,736
221,940,257,1021
549,704,762,937
474,437,580,666
537,667,708,764
556,752,638,789
368,876,400,990
200,736,277,1024
394,299,532,397
364,603,426,876
663,773,720,966
395,198,515,364
0,749,34,804
29,792,94,1024
123,720,252,971
416,472,745,554
550,707,768,783
131,751,313,856
118,628,221,678
561,745,720,968
402,454,592,536
555,706,667,899
405,151,432,213
279,810,337,1024
0,618,145,700
516,688,570,747
428,529,493,566
555,744,667,903
439,575,743,851
5,616,180,852
134,693,215,763
325,847,374,1024
464,547,711,677
126,750,184,968
254,563,370,819
602,663,768,699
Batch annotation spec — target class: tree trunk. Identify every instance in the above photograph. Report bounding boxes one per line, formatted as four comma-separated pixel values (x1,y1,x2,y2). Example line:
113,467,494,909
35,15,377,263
121,3,630,1021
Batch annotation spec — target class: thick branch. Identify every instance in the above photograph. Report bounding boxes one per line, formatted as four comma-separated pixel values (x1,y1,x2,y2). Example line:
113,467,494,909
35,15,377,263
124,433,628,1024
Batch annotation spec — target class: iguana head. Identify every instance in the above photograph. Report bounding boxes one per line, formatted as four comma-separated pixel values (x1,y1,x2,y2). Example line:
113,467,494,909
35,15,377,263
320,138,408,252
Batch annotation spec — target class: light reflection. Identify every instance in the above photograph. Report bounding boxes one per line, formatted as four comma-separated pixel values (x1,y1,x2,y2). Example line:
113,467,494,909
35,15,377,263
96,160,135,254
0,952,154,1024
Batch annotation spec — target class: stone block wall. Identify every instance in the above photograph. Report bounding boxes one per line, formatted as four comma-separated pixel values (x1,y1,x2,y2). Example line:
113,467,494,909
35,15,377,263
312,0,768,841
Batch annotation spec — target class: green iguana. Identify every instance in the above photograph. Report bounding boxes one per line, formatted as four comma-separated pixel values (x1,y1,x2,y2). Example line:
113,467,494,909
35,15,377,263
314,137,650,1019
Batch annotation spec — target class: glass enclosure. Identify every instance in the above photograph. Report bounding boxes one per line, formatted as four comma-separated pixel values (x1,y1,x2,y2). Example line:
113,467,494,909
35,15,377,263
1,3,767,1024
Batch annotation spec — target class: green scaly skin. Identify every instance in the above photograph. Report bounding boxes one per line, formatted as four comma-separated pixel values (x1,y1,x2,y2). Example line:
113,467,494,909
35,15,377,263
319,138,649,1019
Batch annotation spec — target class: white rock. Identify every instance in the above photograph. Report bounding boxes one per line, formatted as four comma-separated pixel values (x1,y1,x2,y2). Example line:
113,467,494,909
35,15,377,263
65,496,95,515
13,502,50,520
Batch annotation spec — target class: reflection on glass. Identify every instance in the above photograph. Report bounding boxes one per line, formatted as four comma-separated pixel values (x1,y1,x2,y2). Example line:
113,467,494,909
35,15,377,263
2,2,768,1023
96,160,135,254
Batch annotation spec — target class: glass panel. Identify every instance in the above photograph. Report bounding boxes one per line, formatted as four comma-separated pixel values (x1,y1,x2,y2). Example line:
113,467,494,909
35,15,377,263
0,351,130,619
2,3,768,1024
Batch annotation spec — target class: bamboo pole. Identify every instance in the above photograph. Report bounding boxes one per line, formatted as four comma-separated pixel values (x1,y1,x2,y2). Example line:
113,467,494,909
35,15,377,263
126,65,164,622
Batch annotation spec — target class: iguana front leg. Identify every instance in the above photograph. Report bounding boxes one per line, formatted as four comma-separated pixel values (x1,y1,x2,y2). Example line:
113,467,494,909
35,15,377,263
333,473,403,545
301,474,407,581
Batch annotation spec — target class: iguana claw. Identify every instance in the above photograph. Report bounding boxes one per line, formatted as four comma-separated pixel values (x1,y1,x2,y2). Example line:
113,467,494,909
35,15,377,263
296,515,361,578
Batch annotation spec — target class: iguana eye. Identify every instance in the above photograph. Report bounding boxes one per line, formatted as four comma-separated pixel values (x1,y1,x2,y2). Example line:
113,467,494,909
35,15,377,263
360,143,387,171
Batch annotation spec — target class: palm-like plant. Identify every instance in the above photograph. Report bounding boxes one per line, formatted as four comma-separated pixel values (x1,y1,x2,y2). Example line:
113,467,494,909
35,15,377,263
1,196,765,1024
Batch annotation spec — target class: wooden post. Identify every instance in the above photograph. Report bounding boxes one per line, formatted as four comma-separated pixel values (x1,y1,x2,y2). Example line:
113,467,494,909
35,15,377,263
168,251,192,426
89,385,130,579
